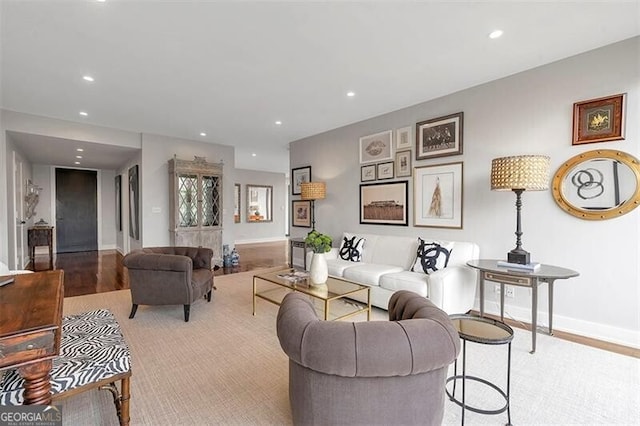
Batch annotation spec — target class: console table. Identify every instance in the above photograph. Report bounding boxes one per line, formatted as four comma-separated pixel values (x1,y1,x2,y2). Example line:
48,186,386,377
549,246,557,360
0,270,64,404
467,259,579,353
289,238,308,270
28,226,54,269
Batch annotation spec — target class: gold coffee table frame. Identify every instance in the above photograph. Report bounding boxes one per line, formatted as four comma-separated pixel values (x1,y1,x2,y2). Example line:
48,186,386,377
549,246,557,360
253,269,371,321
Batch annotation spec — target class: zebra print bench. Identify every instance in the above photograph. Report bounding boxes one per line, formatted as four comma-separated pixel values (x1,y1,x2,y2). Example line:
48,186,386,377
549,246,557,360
0,309,131,425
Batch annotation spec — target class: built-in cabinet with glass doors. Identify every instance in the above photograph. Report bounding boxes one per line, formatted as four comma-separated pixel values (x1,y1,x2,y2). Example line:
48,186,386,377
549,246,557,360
168,156,223,265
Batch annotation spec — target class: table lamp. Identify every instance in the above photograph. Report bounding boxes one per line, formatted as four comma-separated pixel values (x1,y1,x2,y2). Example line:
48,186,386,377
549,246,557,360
301,182,326,231
491,155,550,265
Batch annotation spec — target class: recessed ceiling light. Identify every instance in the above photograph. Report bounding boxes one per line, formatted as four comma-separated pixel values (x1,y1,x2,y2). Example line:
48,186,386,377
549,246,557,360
76,155,83,159
82,75,94,82
79,111,88,116
200,132,207,137
74,161,81,165
252,153,257,157
76,148,84,152
275,121,282,126
96,0,106,3
346,91,355,97
489,30,503,39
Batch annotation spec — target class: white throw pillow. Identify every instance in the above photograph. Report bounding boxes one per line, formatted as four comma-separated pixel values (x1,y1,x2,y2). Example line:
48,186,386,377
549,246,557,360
411,238,454,274
338,236,365,262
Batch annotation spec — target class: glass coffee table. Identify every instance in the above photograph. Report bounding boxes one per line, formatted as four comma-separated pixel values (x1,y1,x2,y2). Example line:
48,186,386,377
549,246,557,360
252,268,371,321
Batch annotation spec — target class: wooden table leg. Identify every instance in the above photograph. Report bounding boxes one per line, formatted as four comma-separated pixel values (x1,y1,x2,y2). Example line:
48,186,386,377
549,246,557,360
19,360,53,405
120,376,131,426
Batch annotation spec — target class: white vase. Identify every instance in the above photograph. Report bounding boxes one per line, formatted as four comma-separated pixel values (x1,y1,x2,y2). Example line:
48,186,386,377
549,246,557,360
309,253,328,285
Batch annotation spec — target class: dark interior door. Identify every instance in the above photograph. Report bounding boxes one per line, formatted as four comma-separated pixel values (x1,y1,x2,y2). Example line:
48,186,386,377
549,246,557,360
56,168,98,253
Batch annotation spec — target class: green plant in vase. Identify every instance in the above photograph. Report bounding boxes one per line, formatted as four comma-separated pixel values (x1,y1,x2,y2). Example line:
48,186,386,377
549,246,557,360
305,230,332,253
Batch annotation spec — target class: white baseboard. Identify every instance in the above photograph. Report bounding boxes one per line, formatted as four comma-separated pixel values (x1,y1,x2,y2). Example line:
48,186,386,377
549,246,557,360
234,237,288,245
476,299,639,350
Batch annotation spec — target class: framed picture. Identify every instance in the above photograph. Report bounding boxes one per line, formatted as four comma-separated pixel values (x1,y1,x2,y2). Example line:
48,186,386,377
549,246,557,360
572,94,625,145
396,126,412,150
360,181,408,226
291,166,311,195
234,183,241,223
396,150,412,177
414,162,463,229
292,200,312,228
361,164,376,182
377,161,394,180
128,164,140,240
416,112,463,160
115,175,122,231
360,130,393,164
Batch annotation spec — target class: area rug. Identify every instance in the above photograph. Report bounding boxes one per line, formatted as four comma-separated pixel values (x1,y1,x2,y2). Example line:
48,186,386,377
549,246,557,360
57,270,639,425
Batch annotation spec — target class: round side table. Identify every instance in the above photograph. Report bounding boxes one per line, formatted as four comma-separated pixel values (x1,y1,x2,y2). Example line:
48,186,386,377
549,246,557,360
446,314,514,426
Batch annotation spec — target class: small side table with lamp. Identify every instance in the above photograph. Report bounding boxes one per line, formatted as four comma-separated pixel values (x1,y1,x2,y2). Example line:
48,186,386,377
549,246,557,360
473,155,579,353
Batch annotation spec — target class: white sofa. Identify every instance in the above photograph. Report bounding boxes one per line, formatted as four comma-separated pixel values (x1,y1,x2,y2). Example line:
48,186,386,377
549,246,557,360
307,232,479,314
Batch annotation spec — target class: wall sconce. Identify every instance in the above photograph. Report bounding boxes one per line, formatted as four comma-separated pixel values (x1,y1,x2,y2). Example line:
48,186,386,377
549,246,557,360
300,182,326,231
491,155,550,265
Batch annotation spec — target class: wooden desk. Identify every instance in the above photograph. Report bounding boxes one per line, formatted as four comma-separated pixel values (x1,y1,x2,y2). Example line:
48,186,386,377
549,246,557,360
0,270,64,404
28,226,54,269
467,259,579,353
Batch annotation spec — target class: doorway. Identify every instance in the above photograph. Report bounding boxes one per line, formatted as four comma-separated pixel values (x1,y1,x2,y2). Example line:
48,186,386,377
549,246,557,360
55,168,98,253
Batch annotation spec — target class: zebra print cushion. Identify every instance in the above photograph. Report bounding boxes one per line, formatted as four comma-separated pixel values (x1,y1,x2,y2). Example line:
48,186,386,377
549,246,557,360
0,309,131,405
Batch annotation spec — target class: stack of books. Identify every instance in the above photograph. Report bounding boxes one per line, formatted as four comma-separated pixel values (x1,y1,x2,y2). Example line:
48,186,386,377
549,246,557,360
497,260,541,272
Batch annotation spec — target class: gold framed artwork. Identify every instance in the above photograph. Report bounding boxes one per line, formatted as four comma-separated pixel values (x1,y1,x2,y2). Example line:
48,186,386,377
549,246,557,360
413,162,463,229
234,183,241,223
415,112,463,160
572,94,625,145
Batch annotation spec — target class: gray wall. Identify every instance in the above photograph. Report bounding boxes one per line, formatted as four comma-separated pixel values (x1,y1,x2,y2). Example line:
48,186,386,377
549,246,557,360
290,37,639,348
233,168,287,243
140,133,236,248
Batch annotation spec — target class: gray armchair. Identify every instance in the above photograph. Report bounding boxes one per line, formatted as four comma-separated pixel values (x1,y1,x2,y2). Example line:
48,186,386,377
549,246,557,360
122,247,214,322
276,290,460,426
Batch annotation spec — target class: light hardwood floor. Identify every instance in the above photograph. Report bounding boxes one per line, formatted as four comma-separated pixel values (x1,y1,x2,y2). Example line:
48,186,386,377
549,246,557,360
29,240,638,358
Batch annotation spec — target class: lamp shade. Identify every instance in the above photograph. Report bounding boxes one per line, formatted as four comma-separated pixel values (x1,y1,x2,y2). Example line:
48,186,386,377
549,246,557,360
491,155,550,191
301,182,326,200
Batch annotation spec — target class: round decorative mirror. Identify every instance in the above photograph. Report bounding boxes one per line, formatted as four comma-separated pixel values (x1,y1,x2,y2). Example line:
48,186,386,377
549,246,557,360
552,149,640,220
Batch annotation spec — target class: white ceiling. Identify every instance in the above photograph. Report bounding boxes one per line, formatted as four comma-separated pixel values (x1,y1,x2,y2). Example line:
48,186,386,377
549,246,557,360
1,1,639,173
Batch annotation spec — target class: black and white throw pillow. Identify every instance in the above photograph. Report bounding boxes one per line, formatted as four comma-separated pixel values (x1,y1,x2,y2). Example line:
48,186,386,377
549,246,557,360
339,236,365,262
412,238,454,274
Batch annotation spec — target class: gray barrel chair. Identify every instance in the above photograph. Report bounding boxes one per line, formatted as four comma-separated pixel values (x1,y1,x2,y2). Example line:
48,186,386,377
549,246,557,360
276,290,461,426
122,247,214,322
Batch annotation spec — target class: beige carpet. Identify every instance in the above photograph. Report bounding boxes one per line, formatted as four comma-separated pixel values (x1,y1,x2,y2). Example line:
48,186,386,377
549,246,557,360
57,270,639,425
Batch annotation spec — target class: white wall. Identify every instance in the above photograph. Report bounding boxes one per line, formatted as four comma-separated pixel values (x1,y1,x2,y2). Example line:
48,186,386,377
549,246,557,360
117,153,143,252
233,168,287,243
100,169,117,249
290,37,640,348
4,132,32,268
